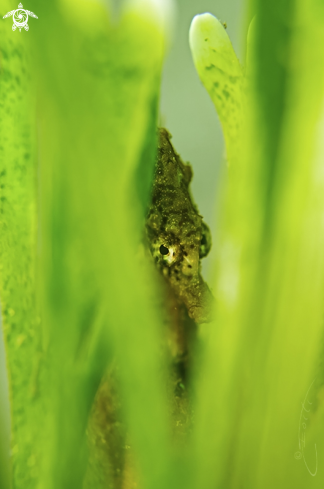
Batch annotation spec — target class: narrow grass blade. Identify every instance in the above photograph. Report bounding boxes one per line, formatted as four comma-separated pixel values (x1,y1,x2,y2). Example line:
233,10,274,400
30,1,175,488
0,3,41,487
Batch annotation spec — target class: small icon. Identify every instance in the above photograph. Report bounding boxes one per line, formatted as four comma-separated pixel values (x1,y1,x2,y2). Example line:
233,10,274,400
3,3,38,32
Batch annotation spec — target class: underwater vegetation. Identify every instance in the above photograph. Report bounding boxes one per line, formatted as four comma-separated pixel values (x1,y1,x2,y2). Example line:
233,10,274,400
1,0,324,488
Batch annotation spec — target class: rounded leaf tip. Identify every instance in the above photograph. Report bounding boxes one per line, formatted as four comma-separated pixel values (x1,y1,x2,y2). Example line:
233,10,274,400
189,12,230,53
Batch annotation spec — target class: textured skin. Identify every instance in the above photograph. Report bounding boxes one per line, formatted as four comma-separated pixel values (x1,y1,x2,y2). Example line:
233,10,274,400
146,128,213,324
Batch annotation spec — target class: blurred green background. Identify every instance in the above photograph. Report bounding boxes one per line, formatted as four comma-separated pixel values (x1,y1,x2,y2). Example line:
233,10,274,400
1,1,243,485
2,0,324,488
0,0,243,419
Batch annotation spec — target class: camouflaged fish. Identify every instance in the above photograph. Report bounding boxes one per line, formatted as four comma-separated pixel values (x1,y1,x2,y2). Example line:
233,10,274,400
146,128,214,324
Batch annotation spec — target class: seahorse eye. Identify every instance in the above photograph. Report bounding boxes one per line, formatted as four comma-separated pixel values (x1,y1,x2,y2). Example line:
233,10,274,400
159,244,169,256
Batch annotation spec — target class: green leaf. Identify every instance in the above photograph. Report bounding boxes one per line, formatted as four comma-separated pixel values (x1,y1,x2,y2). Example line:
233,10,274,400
0,0,176,487
189,13,244,165
0,2,41,487
29,1,174,488
190,1,324,489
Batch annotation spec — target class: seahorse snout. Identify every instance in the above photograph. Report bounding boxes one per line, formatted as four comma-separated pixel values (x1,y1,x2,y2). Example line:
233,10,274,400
181,249,199,276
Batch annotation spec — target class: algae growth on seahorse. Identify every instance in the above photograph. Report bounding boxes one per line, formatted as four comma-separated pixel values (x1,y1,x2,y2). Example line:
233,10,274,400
146,128,214,324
